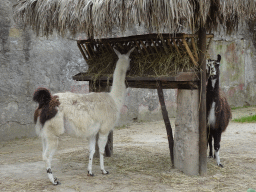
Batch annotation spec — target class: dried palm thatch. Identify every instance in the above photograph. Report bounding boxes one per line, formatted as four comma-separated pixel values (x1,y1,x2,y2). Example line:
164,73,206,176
14,0,256,38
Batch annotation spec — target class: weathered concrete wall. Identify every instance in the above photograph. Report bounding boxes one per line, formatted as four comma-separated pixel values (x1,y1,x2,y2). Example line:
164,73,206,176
0,0,177,141
0,0,88,140
209,31,256,107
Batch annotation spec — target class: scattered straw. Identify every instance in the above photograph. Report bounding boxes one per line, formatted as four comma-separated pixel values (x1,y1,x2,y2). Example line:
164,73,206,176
84,46,198,83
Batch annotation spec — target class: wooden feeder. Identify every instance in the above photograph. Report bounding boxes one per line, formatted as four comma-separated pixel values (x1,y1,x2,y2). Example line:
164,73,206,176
73,33,213,172
74,33,213,90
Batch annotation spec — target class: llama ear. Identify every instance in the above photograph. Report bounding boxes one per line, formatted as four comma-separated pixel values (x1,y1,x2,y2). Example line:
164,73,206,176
217,54,221,63
113,48,121,57
125,47,135,57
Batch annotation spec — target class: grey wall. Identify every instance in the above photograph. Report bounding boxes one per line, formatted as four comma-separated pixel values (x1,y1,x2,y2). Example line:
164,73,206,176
209,30,256,107
0,0,88,140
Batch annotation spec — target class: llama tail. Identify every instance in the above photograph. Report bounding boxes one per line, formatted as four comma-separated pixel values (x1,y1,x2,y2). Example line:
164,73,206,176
33,88,52,108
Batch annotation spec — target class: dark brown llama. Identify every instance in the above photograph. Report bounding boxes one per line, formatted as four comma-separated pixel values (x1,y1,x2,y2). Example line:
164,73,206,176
206,54,232,167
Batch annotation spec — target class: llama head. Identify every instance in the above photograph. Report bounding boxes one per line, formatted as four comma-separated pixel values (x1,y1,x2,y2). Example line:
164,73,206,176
207,54,221,79
113,47,135,72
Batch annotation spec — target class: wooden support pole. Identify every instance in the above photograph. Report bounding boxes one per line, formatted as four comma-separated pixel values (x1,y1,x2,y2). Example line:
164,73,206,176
157,81,174,167
198,27,207,176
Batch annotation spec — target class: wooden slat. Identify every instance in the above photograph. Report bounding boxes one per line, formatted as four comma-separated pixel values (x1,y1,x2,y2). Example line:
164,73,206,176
77,42,88,62
151,39,159,54
173,40,181,56
140,40,149,55
191,38,199,61
182,38,198,66
84,44,93,59
78,33,214,45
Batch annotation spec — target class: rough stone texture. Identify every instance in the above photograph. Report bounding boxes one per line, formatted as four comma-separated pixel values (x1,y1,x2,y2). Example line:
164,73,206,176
0,0,176,141
174,89,199,175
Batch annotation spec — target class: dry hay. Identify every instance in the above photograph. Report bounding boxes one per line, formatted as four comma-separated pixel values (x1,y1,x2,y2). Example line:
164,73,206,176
55,142,256,191
84,46,197,81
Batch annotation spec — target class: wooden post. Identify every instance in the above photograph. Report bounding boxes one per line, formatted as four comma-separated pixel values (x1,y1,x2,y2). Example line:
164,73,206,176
157,81,174,167
198,27,207,175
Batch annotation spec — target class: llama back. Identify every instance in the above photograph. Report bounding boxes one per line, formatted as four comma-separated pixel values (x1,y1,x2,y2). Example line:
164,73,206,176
55,92,119,136
215,90,232,132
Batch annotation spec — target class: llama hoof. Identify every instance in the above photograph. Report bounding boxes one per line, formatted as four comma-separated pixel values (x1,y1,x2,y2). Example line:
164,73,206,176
87,171,94,177
102,170,109,175
53,178,61,185
208,155,214,158
217,163,224,168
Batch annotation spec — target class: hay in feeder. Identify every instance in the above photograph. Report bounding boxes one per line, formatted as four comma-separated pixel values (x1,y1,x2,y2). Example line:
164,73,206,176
85,47,198,80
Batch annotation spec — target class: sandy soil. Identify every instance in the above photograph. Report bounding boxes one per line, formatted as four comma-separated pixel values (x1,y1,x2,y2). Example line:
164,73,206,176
0,107,256,192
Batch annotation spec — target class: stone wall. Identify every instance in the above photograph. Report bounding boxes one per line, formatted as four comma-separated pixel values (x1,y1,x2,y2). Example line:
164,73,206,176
209,32,256,107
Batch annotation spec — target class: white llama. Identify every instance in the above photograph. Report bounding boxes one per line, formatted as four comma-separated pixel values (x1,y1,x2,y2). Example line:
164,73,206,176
33,47,135,185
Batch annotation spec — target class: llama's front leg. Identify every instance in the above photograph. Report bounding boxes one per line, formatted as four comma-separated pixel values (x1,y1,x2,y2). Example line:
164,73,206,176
87,135,96,176
208,128,214,158
98,133,109,175
213,132,223,167
43,136,60,185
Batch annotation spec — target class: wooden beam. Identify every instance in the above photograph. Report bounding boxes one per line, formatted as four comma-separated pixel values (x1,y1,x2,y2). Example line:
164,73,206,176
182,38,198,66
198,27,207,176
157,81,174,167
73,72,200,82
191,38,199,62
78,33,214,44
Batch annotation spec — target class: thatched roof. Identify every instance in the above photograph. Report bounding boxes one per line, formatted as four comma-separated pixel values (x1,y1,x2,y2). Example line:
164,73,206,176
14,0,256,38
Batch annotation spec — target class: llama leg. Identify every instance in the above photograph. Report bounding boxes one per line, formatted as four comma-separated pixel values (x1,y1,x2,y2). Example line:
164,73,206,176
98,133,109,175
43,136,60,185
208,128,213,158
213,131,223,167
87,135,96,176
42,137,47,155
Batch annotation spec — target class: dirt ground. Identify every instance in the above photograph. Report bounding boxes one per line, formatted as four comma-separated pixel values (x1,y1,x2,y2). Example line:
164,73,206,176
0,107,256,192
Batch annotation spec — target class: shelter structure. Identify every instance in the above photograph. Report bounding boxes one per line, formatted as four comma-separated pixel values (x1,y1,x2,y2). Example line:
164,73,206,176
14,0,256,176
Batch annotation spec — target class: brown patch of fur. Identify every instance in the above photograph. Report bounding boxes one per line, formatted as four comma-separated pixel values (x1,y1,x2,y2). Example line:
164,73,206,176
40,95,60,126
34,95,61,126
215,90,232,132
49,96,60,110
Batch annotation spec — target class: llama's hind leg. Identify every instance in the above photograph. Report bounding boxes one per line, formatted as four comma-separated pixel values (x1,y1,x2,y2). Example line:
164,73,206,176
98,133,109,175
43,135,60,185
213,131,223,167
87,135,96,176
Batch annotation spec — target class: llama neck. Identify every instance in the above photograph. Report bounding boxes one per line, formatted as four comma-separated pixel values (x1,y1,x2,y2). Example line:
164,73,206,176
110,65,127,111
